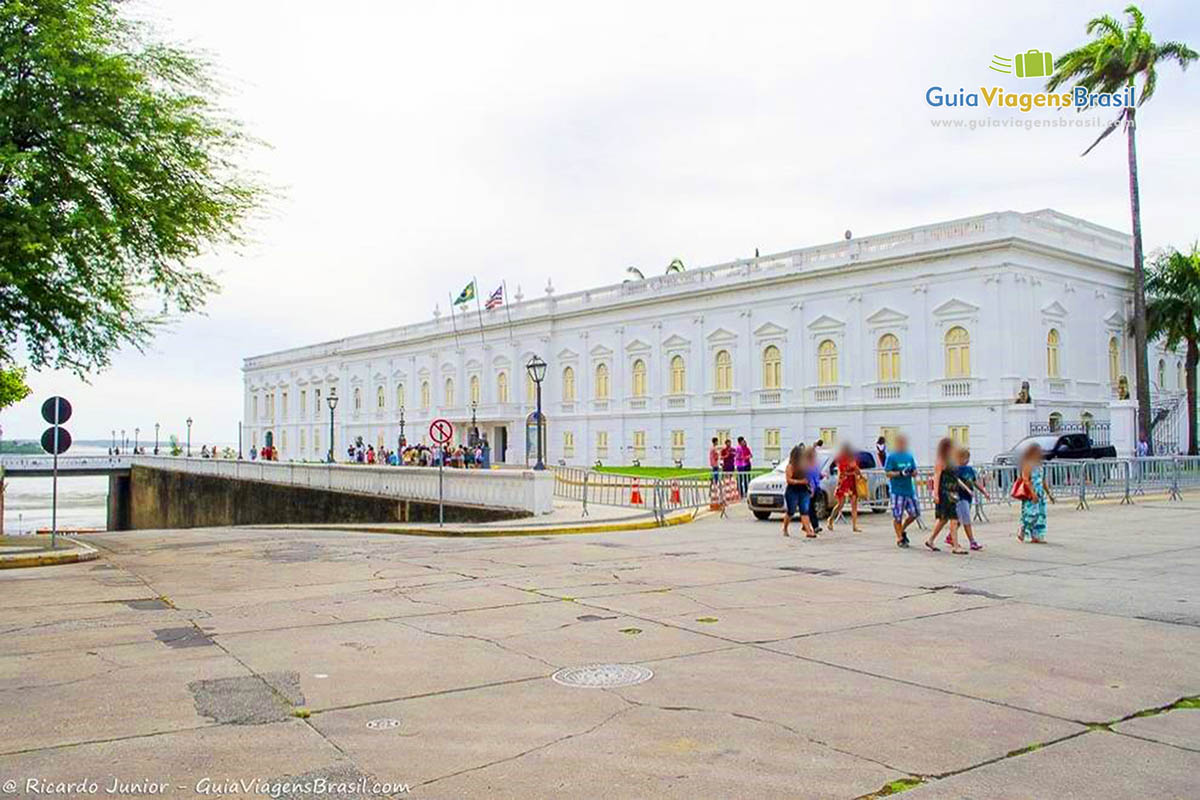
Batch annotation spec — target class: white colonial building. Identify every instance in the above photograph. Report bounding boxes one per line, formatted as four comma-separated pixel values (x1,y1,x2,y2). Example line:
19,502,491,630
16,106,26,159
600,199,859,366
243,209,1189,465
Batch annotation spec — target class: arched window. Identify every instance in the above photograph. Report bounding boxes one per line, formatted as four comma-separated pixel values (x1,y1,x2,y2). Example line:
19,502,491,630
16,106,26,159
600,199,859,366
253,395,259,420
1158,359,1166,388
1108,337,1120,385
817,339,838,386
420,381,430,411
1046,329,1061,378
396,383,405,409
762,346,782,389
877,334,900,382
469,374,480,405
944,326,971,378
377,385,386,410
444,377,455,406
353,387,362,411
525,371,536,404
714,350,733,392
594,363,610,399
497,371,509,403
669,355,686,394
631,359,647,397
561,366,575,401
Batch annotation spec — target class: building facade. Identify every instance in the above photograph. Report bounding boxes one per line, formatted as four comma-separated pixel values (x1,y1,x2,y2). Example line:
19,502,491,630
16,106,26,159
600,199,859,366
243,209,1188,465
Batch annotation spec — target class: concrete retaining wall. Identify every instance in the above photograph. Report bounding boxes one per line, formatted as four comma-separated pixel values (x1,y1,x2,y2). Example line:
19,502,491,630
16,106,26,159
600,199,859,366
121,466,527,530
129,456,555,516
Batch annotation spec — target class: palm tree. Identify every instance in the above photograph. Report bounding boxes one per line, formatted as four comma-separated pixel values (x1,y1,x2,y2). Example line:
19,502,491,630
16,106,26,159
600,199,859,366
1145,245,1200,455
1046,5,1196,452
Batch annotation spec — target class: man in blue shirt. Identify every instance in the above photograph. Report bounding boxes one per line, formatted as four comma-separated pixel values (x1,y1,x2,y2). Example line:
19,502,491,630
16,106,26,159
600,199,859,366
884,434,920,548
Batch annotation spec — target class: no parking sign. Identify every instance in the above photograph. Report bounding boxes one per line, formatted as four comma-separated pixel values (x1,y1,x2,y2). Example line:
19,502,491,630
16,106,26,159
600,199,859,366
429,418,454,446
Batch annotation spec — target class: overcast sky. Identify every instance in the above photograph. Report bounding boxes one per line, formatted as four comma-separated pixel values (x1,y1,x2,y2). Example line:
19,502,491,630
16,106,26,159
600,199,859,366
3,0,1198,445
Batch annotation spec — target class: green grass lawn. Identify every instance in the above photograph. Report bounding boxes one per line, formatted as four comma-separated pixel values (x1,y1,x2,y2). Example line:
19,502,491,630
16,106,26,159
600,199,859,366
593,465,773,479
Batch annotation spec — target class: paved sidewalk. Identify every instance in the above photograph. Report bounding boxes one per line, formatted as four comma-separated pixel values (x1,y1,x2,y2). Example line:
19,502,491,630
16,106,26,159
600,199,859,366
0,498,1196,798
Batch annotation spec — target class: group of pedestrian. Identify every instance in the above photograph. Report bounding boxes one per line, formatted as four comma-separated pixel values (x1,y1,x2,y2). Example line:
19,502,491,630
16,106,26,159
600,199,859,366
708,436,755,495
761,430,1055,553
341,436,492,469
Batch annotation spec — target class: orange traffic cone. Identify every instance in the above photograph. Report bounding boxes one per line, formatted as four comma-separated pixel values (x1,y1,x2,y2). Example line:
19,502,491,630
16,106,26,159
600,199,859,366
630,479,643,505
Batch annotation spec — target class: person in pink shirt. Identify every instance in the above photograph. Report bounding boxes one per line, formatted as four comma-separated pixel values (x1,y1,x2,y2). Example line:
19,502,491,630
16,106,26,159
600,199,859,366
734,436,753,496
708,437,721,484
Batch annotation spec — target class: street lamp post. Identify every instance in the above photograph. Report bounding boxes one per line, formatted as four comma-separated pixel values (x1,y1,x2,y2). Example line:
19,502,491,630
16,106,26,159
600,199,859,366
134,427,139,453
111,429,116,454
470,400,478,447
525,355,547,471
121,429,126,452
154,422,160,455
398,404,406,451
327,388,339,463
186,417,193,457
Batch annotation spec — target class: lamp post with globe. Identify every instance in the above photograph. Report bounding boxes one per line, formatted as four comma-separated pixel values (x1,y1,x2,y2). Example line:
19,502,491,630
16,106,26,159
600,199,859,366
327,388,339,463
525,355,547,471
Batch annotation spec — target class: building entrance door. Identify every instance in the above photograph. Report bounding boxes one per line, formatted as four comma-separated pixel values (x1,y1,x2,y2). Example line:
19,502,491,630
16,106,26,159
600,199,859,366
494,425,508,463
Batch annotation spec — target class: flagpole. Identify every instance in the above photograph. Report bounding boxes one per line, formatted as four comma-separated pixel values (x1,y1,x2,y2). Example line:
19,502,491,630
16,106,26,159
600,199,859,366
447,292,460,348
473,275,486,345
502,280,515,343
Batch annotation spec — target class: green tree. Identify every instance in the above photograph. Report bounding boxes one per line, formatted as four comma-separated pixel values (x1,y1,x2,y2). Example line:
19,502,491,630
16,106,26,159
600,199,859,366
1046,5,1196,452
0,365,30,409
1145,245,1200,455
0,0,263,377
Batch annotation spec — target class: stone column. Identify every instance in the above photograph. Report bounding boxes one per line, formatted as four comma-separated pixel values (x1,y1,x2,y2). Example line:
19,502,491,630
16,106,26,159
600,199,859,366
1109,399,1137,458
1003,403,1040,453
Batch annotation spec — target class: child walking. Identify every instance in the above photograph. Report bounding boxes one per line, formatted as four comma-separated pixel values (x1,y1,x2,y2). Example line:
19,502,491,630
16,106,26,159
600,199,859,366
947,448,988,551
1018,444,1055,543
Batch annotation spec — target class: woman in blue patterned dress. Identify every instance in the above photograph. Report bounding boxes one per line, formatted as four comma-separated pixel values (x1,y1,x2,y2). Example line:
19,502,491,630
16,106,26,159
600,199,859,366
1018,444,1055,543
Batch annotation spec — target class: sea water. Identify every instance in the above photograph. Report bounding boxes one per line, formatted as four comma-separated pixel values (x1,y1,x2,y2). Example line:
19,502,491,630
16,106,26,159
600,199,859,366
2,443,236,534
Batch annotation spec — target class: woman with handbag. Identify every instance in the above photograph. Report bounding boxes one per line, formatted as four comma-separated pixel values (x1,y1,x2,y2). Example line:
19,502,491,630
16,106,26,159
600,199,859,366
828,443,863,533
1016,444,1054,542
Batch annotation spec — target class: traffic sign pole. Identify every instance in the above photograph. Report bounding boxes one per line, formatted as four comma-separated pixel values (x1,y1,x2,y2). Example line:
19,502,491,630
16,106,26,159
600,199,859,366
41,396,73,549
51,415,58,549
429,418,454,528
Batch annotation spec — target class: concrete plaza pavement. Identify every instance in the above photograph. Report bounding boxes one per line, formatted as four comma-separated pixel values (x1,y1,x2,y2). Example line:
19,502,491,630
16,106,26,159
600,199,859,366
0,498,1198,798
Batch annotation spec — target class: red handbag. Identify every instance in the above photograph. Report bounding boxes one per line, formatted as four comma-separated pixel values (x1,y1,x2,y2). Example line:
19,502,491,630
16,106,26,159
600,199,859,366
1010,477,1034,501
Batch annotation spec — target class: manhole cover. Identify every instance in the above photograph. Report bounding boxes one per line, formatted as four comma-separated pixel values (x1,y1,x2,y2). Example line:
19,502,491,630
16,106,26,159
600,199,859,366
365,717,401,730
552,664,653,689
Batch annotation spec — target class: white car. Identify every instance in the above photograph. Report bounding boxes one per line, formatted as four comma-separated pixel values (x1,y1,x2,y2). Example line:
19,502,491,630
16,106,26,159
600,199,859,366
745,449,889,521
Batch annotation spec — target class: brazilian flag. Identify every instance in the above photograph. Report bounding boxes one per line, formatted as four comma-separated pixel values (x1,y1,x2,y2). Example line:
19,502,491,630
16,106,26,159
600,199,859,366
453,280,476,306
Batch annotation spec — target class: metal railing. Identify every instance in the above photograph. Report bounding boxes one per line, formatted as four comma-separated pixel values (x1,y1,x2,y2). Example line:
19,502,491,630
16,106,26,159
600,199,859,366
1028,421,1111,445
553,467,719,525
554,457,1200,523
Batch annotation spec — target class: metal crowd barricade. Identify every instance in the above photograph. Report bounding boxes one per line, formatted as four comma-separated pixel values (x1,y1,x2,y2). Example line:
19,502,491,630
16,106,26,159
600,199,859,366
553,457,1200,527
552,466,711,525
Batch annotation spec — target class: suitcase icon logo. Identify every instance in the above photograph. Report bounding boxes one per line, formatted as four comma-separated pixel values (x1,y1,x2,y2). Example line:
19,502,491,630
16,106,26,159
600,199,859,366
1014,49,1053,79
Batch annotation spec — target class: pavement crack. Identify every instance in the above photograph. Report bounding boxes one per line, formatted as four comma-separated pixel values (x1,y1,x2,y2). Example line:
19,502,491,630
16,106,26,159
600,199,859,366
416,705,635,788
390,619,559,669
612,694,912,774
